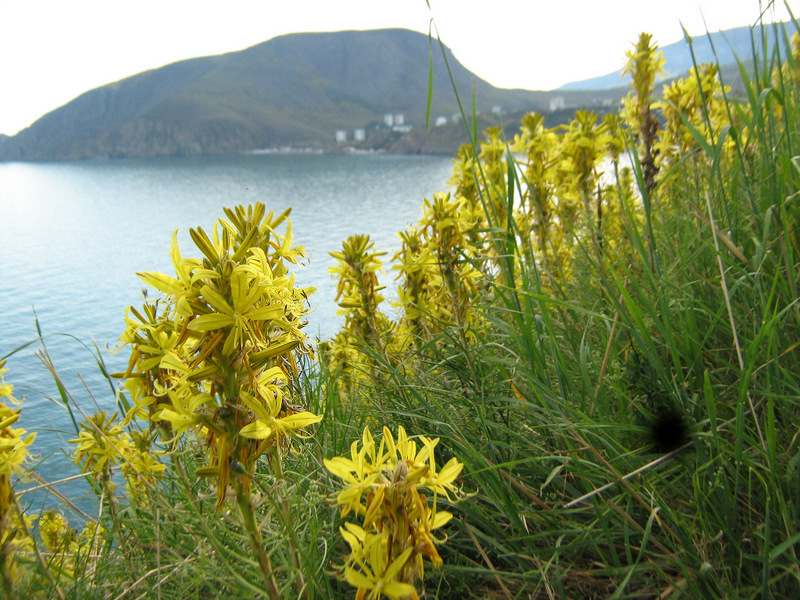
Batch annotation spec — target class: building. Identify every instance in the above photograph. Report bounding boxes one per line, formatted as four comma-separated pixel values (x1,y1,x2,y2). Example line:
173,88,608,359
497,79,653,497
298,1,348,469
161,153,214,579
335,130,347,143
354,128,366,142
549,96,566,112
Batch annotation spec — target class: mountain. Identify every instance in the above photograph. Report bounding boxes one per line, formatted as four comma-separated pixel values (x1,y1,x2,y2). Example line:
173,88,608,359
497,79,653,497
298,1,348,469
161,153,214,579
1,28,611,161
559,23,791,91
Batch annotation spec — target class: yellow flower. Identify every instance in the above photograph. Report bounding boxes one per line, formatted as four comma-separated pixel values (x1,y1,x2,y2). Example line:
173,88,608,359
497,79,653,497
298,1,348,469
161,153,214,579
237,380,322,442
344,533,416,600
38,510,76,554
188,268,285,355
324,434,384,517
70,411,140,484
0,403,36,477
327,426,463,599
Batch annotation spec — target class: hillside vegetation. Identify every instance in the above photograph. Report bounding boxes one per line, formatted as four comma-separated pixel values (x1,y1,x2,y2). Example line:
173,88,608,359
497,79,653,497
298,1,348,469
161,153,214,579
0,28,593,161
2,18,800,600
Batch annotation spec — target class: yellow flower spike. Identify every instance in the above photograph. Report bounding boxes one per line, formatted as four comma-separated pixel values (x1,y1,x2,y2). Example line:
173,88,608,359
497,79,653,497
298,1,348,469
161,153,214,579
119,201,319,599
328,425,464,598
38,511,75,554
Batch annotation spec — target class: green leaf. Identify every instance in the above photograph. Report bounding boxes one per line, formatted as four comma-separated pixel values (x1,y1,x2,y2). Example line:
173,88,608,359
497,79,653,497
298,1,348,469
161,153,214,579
769,531,800,561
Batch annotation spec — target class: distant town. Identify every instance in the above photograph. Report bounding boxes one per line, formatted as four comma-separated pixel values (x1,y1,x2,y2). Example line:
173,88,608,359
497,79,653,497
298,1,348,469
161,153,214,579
334,93,619,146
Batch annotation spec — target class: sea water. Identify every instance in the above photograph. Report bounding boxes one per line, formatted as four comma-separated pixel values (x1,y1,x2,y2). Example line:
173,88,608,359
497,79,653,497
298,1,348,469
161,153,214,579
0,152,453,508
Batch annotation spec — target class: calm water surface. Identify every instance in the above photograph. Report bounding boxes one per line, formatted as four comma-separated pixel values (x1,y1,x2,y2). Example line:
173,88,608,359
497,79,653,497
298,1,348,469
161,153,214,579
0,152,453,504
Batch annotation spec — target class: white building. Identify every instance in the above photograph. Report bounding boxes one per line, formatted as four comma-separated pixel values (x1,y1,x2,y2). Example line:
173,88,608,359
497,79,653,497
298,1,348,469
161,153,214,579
549,96,566,112
335,130,347,143
435,116,448,127
384,114,394,127
354,128,366,142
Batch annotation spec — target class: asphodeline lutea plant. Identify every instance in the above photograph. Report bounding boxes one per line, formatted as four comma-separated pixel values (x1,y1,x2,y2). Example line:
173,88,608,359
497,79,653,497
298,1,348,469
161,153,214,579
325,426,463,600
477,126,511,227
655,63,735,166
324,234,396,396
512,112,560,259
395,192,484,342
597,112,637,257
0,360,36,598
559,110,609,214
329,234,393,349
70,410,165,505
448,144,480,212
117,203,320,597
36,510,104,583
622,32,665,199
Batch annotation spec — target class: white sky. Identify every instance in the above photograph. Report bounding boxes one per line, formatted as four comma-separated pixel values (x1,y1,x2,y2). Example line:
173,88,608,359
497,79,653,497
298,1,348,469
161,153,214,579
0,0,795,136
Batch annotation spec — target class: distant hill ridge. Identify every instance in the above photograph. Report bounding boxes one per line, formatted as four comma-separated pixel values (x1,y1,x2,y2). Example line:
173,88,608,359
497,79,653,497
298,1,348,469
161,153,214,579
0,29,566,161
560,23,790,90
0,24,791,161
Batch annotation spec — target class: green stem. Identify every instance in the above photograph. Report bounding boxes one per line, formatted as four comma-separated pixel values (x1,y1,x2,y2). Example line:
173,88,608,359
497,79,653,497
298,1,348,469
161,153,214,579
267,445,307,599
0,477,15,600
0,553,15,600
236,480,280,599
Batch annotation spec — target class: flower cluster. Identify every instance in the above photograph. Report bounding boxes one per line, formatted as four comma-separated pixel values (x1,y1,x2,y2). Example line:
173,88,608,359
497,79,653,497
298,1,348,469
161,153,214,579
37,510,104,581
656,63,735,164
0,360,36,593
329,234,393,346
325,426,463,599
117,203,321,506
393,192,484,342
622,32,664,197
324,234,396,393
70,410,165,500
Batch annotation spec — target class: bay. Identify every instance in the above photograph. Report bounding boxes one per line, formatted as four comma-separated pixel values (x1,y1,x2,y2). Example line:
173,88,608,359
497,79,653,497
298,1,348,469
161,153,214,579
0,152,454,507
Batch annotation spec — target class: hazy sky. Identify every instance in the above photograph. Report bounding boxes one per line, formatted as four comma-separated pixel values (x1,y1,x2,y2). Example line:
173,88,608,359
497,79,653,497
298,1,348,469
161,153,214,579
0,0,795,136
